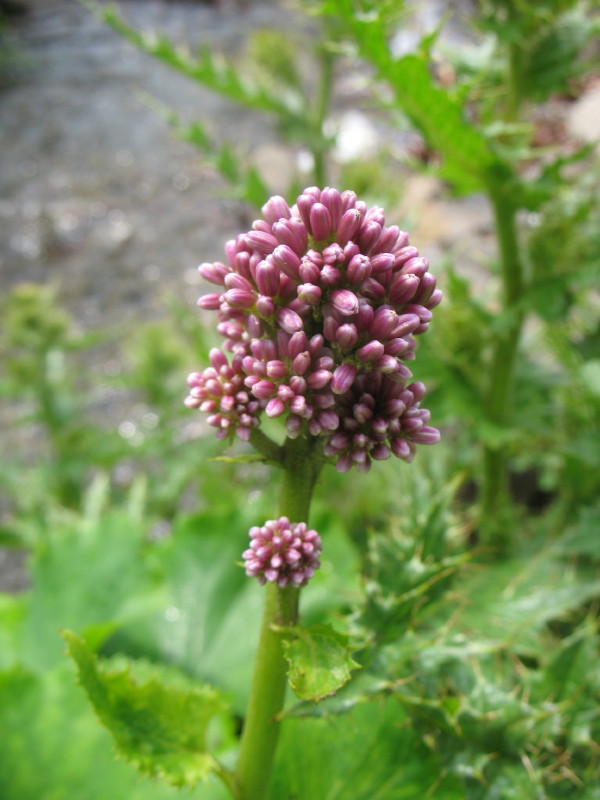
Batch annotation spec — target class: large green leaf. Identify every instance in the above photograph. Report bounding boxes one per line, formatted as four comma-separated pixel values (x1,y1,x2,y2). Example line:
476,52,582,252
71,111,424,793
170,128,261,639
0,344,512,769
64,631,232,789
19,507,166,670
0,664,227,800
270,696,463,799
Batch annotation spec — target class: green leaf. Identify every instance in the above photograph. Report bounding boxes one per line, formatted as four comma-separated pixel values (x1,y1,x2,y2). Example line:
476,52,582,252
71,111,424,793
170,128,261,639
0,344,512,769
326,1,507,193
20,508,166,670
0,664,223,800
87,1,303,120
63,631,230,789
281,623,360,701
270,696,463,799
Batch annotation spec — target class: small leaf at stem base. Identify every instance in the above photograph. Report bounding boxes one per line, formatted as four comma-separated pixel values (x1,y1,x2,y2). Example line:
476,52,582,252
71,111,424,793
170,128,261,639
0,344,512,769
280,623,360,702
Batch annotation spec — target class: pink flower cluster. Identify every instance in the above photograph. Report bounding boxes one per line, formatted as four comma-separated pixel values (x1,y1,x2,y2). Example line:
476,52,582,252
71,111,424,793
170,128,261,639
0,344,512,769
242,517,322,587
185,187,441,470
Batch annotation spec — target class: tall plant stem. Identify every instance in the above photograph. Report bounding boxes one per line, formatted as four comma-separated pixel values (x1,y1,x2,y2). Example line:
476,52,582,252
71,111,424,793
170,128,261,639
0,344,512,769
235,436,321,800
481,184,525,529
311,44,334,187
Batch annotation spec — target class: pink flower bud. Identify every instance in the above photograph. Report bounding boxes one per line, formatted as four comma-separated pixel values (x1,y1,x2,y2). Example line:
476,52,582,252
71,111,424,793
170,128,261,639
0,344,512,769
245,230,279,254
256,261,280,297
410,426,440,444
370,225,401,255
357,340,385,362
369,307,398,340
198,261,229,285
331,289,359,316
346,254,372,285
224,288,256,309
265,397,286,418
272,244,301,280
374,354,399,373
389,273,419,306
370,252,396,273
307,369,332,389
395,246,419,267
252,380,277,399
404,304,433,323
427,289,443,309
266,360,288,379
335,323,359,349
358,220,382,253
391,313,421,337
273,218,308,256
400,256,428,277
256,295,276,317
322,243,345,264
297,283,322,305
310,203,332,241
292,352,311,375
288,331,309,358
331,363,357,394
299,258,321,284
336,208,364,245
277,307,303,334
197,293,222,310
261,195,291,225
320,187,343,228
297,193,317,230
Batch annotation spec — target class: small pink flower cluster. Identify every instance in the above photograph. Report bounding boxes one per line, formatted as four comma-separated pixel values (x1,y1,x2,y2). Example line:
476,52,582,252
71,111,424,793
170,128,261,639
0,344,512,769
242,517,322,587
186,187,441,470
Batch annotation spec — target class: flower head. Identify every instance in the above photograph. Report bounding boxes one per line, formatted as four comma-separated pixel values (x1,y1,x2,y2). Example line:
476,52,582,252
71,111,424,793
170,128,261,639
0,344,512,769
188,187,441,468
243,517,322,587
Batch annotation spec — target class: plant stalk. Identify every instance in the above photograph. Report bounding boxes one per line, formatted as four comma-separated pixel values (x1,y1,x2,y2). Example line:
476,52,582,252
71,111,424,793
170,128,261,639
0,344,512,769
234,436,320,800
311,44,334,187
481,184,525,528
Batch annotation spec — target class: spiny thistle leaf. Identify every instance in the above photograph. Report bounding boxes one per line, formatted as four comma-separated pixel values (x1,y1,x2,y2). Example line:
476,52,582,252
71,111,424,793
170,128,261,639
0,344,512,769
281,623,361,701
63,631,230,788
323,0,509,193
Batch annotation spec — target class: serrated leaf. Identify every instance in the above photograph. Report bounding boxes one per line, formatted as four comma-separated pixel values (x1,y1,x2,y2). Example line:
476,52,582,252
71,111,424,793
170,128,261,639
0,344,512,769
281,623,360,701
87,1,303,121
0,664,223,800
327,1,507,193
63,631,229,788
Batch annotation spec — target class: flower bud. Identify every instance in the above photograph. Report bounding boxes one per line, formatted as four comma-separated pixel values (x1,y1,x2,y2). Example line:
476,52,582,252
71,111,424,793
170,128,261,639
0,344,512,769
357,340,385,362
331,289,359,317
261,195,291,225
346,254,372,285
331,363,357,394
277,307,304,334
310,203,332,241
336,208,363,245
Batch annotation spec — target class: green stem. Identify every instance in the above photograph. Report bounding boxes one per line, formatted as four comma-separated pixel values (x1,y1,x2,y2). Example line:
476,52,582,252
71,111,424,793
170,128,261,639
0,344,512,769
235,436,321,800
481,185,525,528
311,45,334,187
505,42,523,122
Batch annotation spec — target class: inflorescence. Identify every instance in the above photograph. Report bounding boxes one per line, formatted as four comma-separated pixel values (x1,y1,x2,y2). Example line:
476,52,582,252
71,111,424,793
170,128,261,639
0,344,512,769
243,517,322,587
186,186,441,472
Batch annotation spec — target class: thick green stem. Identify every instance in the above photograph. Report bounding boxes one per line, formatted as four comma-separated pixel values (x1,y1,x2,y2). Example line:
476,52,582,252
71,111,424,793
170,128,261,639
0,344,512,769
235,436,320,800
481,186,525,526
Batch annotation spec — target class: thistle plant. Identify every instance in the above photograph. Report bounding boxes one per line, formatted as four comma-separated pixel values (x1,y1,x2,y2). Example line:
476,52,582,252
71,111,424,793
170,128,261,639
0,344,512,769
183,185,441,799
